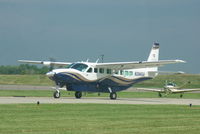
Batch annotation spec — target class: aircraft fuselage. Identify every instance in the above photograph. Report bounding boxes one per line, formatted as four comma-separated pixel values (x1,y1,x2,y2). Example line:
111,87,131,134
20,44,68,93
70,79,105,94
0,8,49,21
46,62,154,93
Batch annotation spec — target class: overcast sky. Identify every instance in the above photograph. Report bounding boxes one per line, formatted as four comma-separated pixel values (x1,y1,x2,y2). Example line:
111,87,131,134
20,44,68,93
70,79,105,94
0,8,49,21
0,0,199,73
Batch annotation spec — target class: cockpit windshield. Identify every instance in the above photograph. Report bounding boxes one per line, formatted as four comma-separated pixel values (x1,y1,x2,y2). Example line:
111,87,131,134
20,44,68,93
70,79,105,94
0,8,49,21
167,82,176,87
67,63,88,72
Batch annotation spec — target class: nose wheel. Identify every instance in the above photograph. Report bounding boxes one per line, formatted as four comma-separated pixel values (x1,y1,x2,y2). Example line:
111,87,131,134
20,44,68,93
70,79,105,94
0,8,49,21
53,90,60,98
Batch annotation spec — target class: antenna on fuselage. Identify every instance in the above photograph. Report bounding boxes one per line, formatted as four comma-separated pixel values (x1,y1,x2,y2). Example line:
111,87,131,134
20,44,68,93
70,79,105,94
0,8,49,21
95,59,99,63
86,59,89,62
100,54,104,63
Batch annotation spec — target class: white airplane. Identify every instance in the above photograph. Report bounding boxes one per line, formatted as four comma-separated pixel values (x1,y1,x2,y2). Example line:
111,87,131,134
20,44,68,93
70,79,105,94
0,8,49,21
18,43,185,99
138,81,200,98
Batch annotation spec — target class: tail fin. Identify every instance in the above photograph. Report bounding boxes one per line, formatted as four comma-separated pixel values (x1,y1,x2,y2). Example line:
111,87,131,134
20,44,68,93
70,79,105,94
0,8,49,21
147,42,160,73
147,42,159,62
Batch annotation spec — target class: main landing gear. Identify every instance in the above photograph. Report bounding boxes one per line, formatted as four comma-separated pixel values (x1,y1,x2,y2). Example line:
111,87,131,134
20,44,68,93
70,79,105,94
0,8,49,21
108,87,117,100
158,92,162,97
180,94,183,98
74,91,117,100
110,92,117,100
75,91,82,99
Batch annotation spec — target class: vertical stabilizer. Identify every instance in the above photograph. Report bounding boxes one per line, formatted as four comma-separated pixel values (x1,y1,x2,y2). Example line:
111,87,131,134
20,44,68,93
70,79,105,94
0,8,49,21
147,42,160,73
147,42,159,62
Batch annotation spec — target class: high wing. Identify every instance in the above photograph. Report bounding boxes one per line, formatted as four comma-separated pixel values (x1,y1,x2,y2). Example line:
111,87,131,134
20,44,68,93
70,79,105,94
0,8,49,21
137,88,164,92
18,60,71,67
96,60,185,71
171,88,200,93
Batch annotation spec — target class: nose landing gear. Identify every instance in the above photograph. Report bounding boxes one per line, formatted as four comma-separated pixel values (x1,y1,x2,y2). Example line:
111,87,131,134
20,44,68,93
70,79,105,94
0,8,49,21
53,90,60,98
53,81,66,98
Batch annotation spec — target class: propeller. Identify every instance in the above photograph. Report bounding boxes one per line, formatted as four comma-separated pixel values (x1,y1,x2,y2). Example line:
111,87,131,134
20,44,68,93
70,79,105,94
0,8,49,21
49,57,56,71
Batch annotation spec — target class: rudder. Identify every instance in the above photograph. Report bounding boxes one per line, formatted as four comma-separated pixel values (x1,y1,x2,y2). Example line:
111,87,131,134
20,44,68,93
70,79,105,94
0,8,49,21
147,42,159,62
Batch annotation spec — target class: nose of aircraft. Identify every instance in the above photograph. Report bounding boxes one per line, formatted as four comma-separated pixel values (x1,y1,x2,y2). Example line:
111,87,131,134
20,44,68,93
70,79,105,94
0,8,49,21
46,71,56,78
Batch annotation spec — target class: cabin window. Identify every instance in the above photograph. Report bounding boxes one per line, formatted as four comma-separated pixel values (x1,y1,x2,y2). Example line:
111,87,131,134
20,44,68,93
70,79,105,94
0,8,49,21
107,69,112,74
120,70,123,75
129,71,133,76
87,68,93,73
125,71,129,76
99,68,104,73
114,70,119,75
94,68,98,73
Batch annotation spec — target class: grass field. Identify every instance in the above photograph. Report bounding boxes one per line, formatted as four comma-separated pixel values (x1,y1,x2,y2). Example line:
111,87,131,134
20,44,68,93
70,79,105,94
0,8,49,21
0,74,200,88
0,90,200,99
0,75,53,86
0,104,200,134
0,74,200,134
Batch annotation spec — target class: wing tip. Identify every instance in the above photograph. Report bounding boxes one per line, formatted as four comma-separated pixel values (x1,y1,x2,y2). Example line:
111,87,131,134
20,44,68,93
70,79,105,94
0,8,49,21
18,60,28,62
175,60,186,63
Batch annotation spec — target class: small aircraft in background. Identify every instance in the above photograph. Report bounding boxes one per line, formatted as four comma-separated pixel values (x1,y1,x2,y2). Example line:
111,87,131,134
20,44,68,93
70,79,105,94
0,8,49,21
138,81,200,98
18,43,185,100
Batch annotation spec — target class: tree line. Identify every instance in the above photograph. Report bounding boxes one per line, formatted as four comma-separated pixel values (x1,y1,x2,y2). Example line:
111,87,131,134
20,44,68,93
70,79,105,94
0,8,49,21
0,64,50,74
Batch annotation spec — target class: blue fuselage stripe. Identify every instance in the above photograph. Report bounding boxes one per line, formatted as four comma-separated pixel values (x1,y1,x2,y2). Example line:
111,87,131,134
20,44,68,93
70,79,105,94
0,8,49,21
53,73,152,92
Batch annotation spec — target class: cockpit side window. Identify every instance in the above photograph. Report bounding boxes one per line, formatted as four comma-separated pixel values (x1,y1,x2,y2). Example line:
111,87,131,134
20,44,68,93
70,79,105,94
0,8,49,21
87,68,93,73
68,63,88,72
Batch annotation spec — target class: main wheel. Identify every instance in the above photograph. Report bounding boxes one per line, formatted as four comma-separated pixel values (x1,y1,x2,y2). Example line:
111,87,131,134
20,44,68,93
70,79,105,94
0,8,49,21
180,94,183,98
158,93,162,97
75,91,82,99
110,92,117,100
53,91,60,98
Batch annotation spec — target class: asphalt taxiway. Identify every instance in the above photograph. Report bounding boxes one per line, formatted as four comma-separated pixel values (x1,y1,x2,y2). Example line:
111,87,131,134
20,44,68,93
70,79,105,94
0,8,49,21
0,97,200,105
0,85,138,91
1,85,200,105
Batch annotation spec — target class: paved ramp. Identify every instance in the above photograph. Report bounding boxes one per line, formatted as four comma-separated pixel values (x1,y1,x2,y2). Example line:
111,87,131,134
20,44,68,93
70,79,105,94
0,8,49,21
0,97,200,105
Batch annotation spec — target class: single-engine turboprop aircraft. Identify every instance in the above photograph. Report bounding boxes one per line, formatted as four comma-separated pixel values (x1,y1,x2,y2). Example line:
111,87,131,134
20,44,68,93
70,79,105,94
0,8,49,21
18,43,185,99
138,81,200,98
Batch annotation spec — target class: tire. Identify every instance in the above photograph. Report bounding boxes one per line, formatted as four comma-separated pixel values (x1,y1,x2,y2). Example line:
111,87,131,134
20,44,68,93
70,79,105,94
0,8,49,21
158,93,162,97
180,94,183,98
53,91,60,98
110,92,117,100
75,91,82,99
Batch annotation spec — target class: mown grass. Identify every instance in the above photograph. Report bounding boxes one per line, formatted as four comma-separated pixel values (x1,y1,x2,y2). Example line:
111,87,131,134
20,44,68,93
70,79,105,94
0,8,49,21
0,75,53,86
0,104,200,134
0,90,200,99
0,74,200,88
